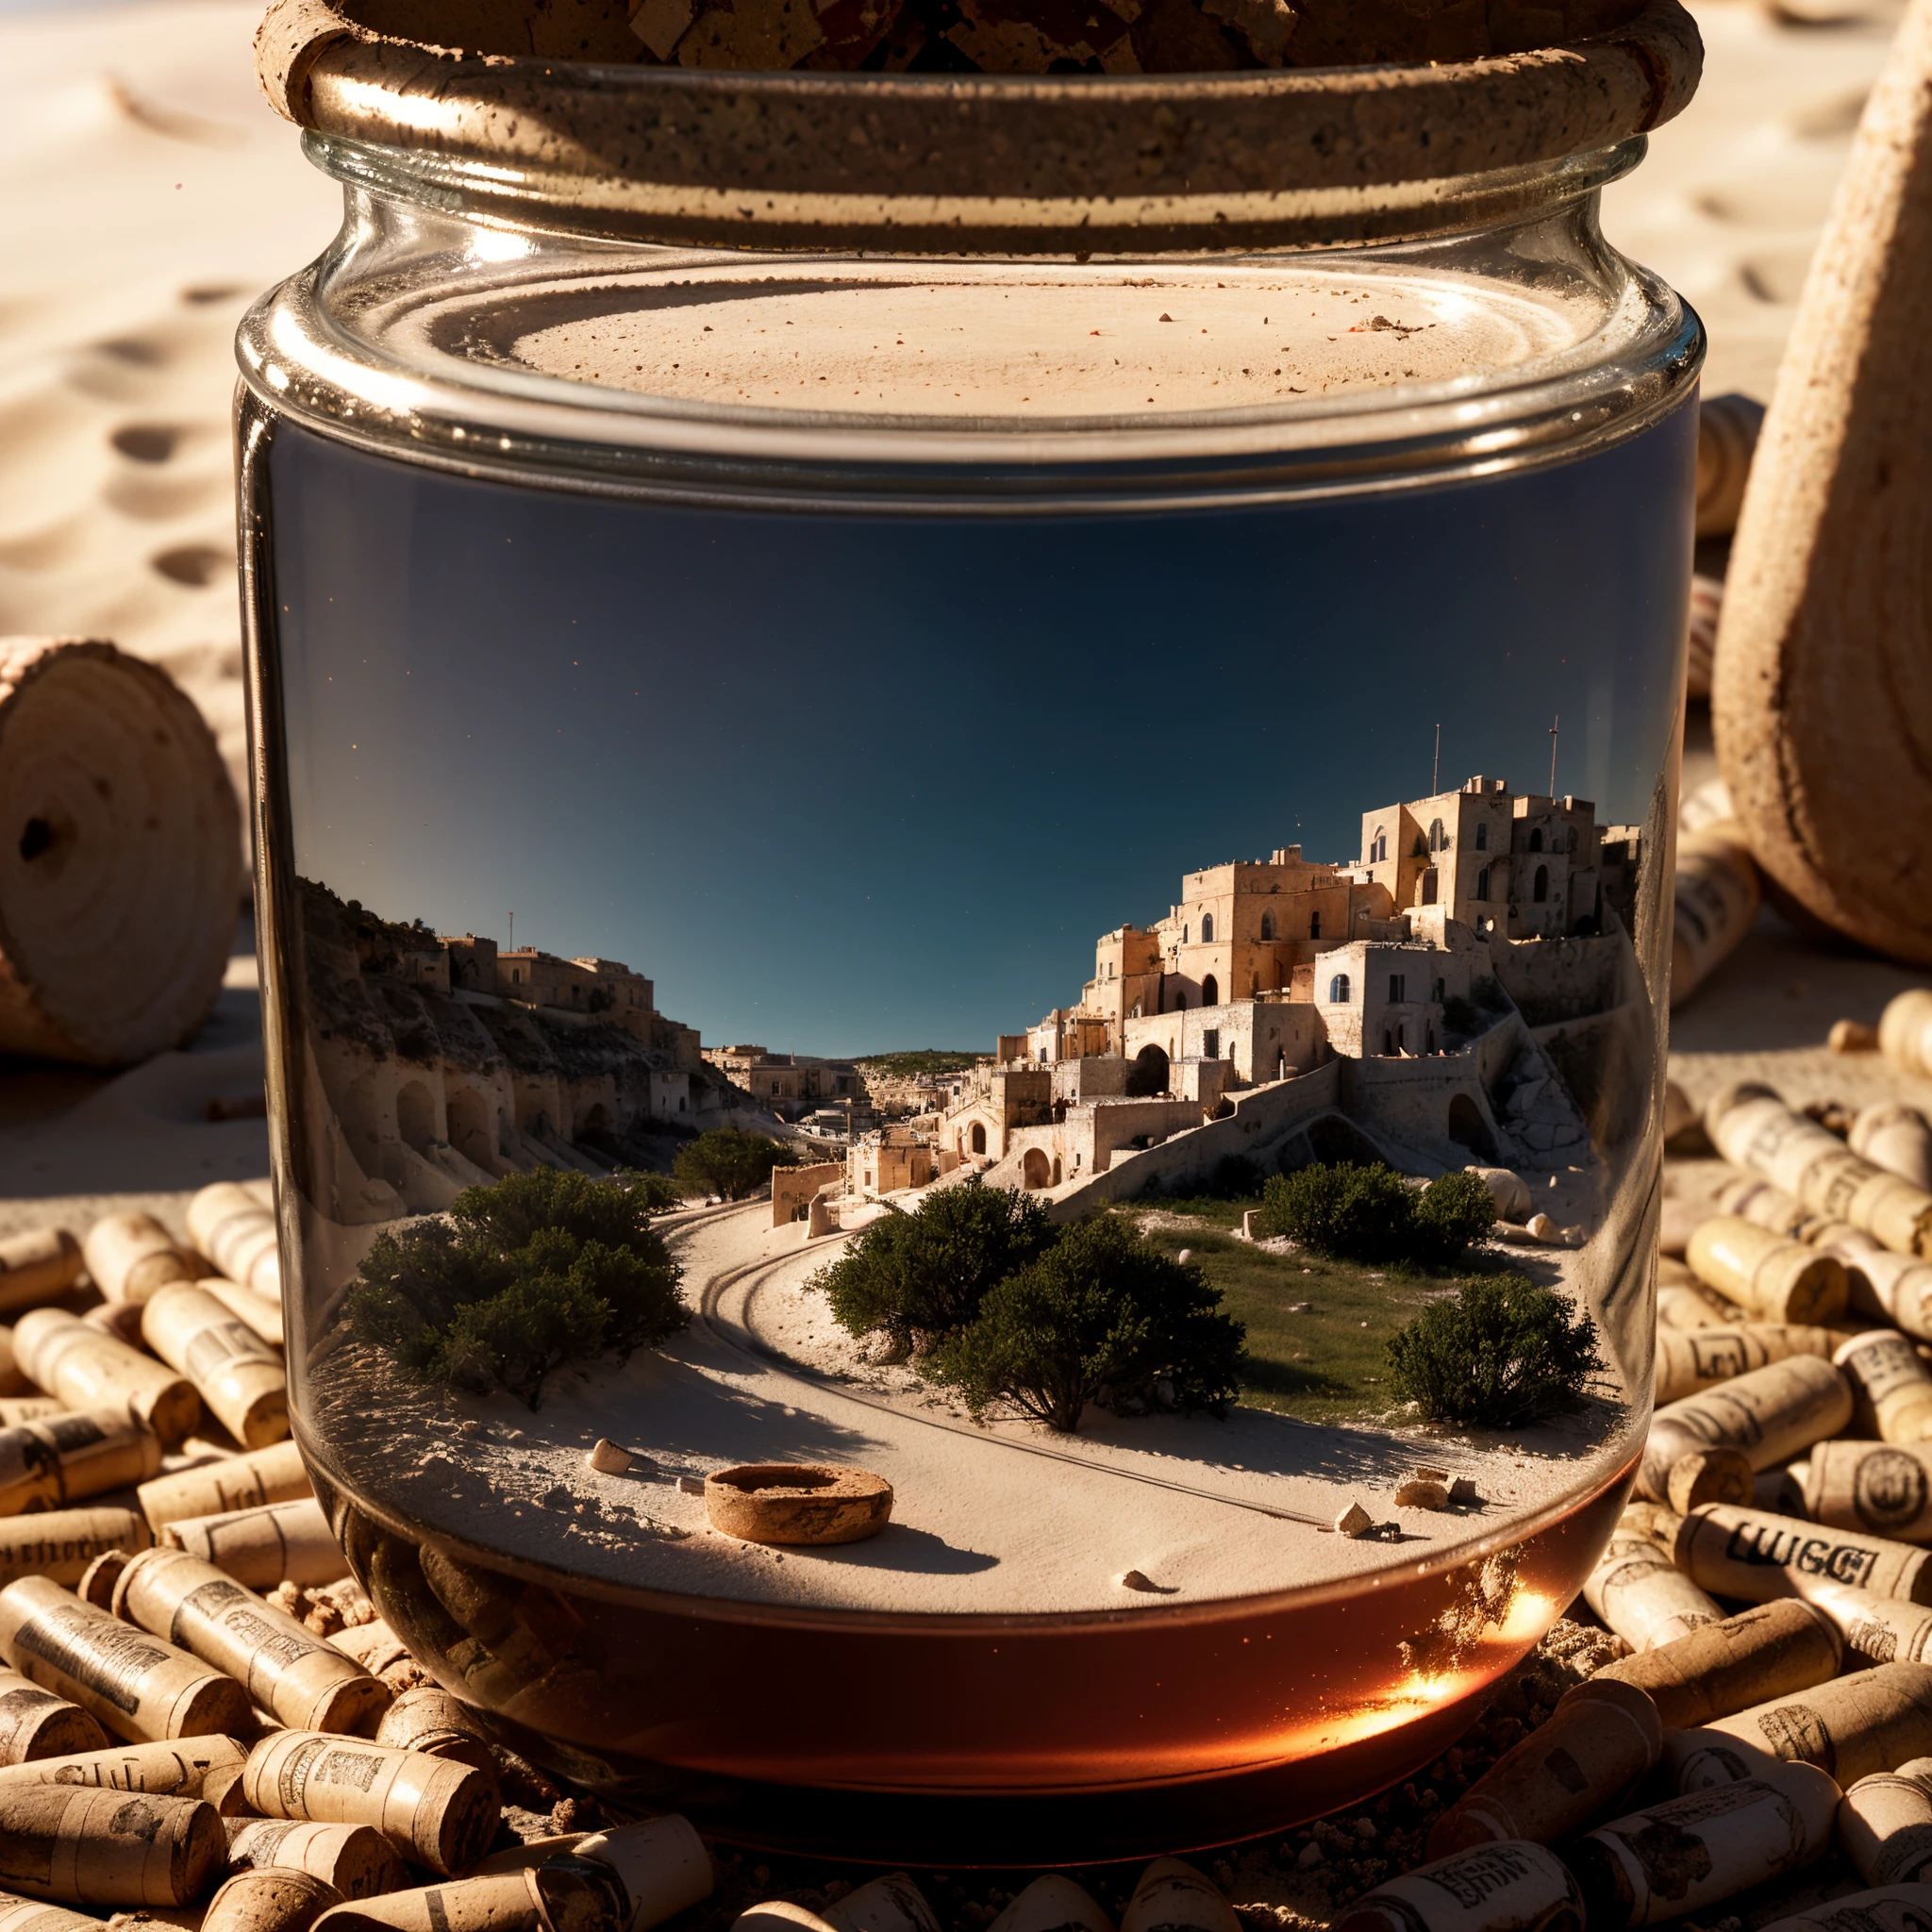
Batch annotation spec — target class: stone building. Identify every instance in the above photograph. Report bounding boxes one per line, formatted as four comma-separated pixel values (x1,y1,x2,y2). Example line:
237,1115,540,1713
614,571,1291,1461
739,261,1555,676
849,1126,935,1197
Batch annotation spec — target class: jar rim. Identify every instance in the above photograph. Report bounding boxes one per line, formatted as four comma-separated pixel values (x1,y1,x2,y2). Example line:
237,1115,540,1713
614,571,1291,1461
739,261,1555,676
258,0,1702,254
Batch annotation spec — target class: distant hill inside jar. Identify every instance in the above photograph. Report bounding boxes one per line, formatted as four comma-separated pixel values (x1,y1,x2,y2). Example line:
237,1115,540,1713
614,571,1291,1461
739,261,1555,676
336,0,1656,74
407,258,1623,418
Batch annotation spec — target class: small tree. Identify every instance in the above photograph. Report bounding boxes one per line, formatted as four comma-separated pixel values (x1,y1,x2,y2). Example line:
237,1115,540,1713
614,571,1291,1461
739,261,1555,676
927,1216,1245,1431
673,1129,794,1201
1260,1161,1417,1263
811,1178,1056,1353
347,1168,686,1407
1384,1275,1601,1427
1260,1161,1496,1268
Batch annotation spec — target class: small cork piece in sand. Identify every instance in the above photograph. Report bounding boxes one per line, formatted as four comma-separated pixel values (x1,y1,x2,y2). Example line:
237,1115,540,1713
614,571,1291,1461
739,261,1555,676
1427,1676,1662,1856
704,1465,892,1546
586,1441,631,1476
1595,1598,1842,1731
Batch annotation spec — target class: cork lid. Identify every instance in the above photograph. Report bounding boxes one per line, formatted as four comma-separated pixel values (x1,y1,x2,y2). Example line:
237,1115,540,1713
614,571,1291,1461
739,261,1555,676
256,0,1701,251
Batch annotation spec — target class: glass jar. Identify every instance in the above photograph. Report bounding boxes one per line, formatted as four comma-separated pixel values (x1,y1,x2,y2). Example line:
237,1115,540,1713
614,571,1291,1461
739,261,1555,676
242,0,1700,1863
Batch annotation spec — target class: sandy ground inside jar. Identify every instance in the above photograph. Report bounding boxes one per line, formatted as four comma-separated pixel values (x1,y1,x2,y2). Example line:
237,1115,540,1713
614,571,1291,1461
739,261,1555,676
300,1190,1634,1616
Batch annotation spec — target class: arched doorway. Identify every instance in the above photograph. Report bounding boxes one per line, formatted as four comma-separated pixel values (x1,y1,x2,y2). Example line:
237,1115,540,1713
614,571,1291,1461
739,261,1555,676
1127,1044,1170,1096
445,1086,491,1169
1447,1092,1498,1160
396,1079,437,1156
1051,1156,1063,1186
1202,974,1219,1006
970,1122,987,1156
1022,1148,1052,1190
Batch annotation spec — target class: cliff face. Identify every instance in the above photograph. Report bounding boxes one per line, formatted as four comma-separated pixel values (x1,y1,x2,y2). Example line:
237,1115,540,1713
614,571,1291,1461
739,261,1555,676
287,877,758,1225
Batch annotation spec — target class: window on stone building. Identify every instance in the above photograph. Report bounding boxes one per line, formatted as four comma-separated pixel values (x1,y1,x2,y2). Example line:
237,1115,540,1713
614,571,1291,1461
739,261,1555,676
1390,974,1406,1002
1568,827,1578,853
1429,818,1446,851
1529,827,1544,852
1434,979,1446,1002
1476,866,1491,900
1328,973,1351,1003
1422,870,1438,905
1202,974,1218,1006
1310,911,1321,939
1251,974,1260,997
1475,823,1489,851
1370,828,1387,863
1259,912,1274,941
1534,865,1549,902
1204,1029,1221,1059
1182,924,1189,943
1201,913,1214,942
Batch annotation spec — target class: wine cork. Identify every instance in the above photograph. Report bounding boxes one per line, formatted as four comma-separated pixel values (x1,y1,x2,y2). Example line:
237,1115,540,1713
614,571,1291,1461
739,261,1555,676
1655,1324,1844,1407
1758,1886,1932,1932
84,1306,148,1351
373,1691,489,1773
0,1893,97,1932
1883,991,1932,1084
112,1548,389,1737
1854,1106,1932,1193
0,1668,107,1766
82,1217,193,1308
225,1820,406,1900
1687,1216,1848,1324
984,1877,1110,1932
0,1232,83,1318
240,1731,500,1877
1707,1082,1932,1261
0,1411,161,1518
1426,1677,1661,1857
0,1509,149,1591
159,1499,342,1591
1583,1515,1724,1651
1695,392,1765,540
1658,1279,1743,1329
1670,1659,1932,1790
12,1314,198,1451
192,1279,281,1353
1672,826,1760,1008
77,1552,132,1610
0,1400,64,1429
1677,1501,1932,1605
1329,1840,1583,1932
309,1869,615,1932
574,1819,712,1932
1803,1580,1932,1666
204,1871,342,1932
1807,1442,1932,1541
325,1623,410,1674
1639,1356,1854,1505
137,1441,309,1532
1595,1598,1843,1731
0,1736,246,1800
1841,1761,1932,1885
186,1188,280,1306
1684,573,1721,703
140,1288,287,1451
1714,1173,1826,1242
1567,1764,1839,1930
0,1785,223,1906
0,1578,251,1744
1838,1332,1932,1444
1835,1241,1932,1343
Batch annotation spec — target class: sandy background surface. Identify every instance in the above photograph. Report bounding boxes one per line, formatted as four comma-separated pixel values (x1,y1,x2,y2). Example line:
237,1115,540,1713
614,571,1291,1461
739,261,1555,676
0,0,1925,1596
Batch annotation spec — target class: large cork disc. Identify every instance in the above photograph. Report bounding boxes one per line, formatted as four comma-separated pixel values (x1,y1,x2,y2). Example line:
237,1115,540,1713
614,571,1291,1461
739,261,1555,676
1712,0,1932,966
705,1465,894,1545
0,638,240,1064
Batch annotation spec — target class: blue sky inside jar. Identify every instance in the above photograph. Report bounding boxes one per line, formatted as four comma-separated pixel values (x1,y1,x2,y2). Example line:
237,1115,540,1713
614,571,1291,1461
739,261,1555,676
268,417,1691,1058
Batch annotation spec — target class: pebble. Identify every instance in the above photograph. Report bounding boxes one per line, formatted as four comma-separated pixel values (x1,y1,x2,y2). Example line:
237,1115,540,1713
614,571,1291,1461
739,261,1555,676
586,1438,631,1474
1335,1502,1374,1537
1394,1479,1451,1510
1118,1570,1159,1592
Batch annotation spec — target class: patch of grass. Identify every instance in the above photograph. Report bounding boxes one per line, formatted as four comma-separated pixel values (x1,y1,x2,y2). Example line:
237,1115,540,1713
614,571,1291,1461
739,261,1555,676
1125,1195,1263,1233
1129,1218,1448,1424
854,1050,982,1076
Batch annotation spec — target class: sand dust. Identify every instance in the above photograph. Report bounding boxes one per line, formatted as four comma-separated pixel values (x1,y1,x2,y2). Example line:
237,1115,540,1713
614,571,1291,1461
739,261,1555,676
475,262,1600,417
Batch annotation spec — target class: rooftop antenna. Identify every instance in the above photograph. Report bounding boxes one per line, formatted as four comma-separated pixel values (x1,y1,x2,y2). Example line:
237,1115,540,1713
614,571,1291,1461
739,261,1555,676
508,911,514,953
1432,723,1441,795
1547,715,1559,799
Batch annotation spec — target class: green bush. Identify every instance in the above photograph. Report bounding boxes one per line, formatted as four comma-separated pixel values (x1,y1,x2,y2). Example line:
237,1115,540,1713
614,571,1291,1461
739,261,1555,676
673,1129,795,1201
1384,1275,1601,1427
811,1177,1056,1353
1411,1171,1504,1266
346,1168,685,1407
926,1216,1246,1432
1258,1161,1496,1267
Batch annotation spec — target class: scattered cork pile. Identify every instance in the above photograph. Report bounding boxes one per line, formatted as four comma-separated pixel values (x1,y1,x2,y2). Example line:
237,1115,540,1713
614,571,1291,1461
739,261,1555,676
332,0,1657,76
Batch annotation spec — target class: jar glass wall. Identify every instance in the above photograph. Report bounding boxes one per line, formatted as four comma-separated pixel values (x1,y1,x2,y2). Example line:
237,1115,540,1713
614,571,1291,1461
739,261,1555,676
242,130,1697,1861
